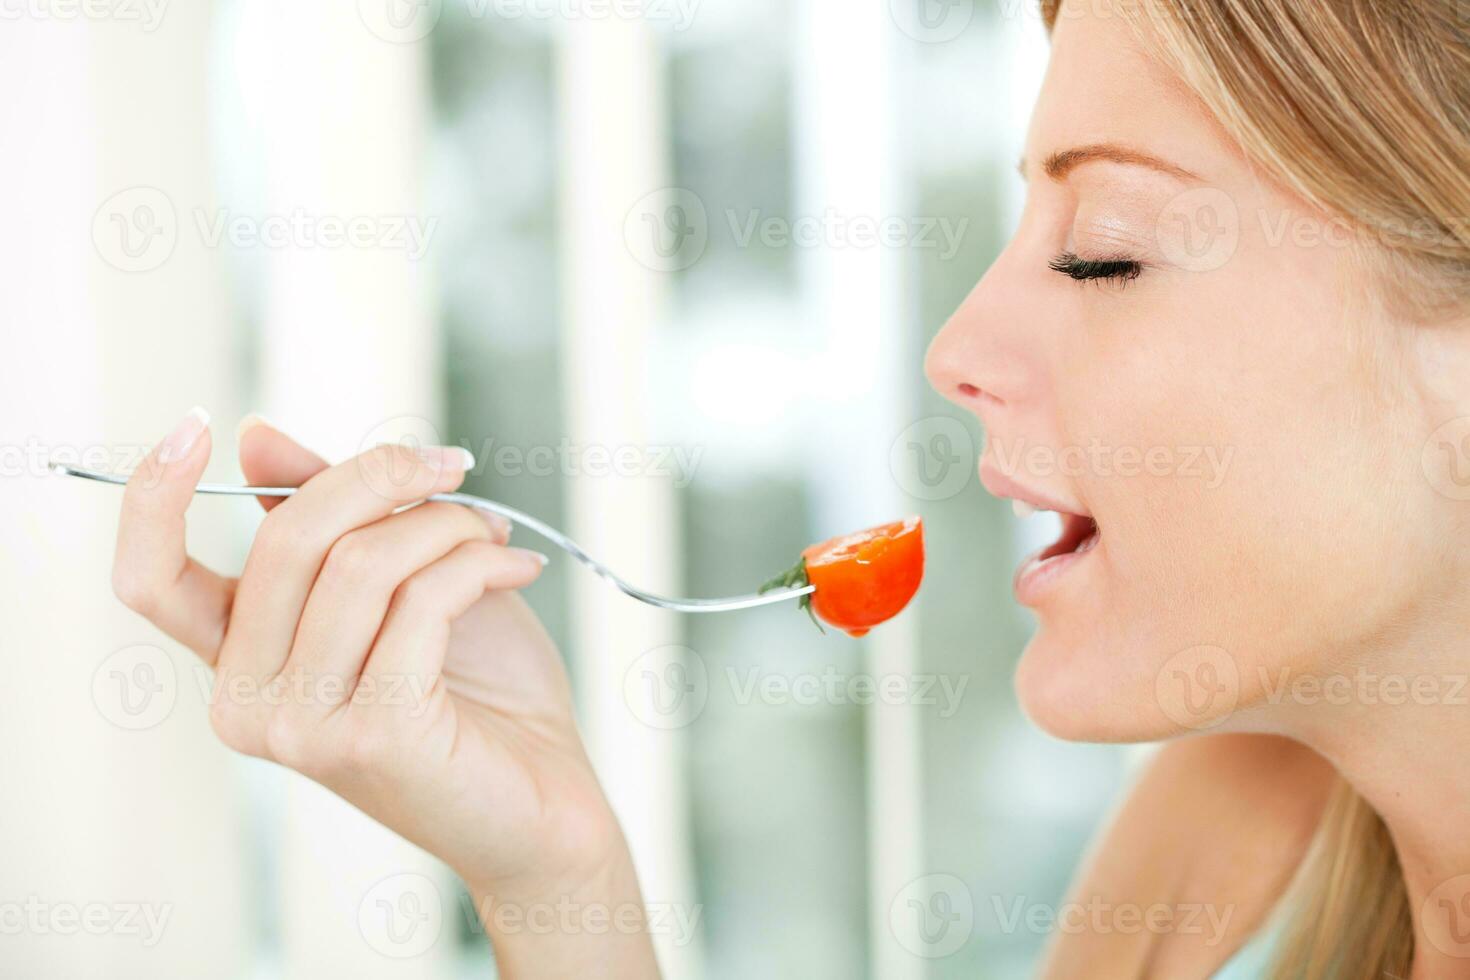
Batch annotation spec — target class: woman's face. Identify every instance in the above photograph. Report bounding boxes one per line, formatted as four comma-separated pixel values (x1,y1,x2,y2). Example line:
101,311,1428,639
925,2,1451,742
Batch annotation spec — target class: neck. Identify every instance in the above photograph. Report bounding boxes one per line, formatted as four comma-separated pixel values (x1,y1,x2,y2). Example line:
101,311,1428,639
1270,616,1470,974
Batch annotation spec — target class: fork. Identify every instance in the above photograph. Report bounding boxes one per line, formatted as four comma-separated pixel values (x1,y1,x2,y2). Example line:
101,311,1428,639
49,461,815,614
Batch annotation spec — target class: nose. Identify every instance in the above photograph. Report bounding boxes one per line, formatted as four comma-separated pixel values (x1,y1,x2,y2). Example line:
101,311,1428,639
924,248,1034,418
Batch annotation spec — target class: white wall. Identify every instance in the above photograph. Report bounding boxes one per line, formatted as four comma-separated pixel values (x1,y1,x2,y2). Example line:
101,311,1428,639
0,5,247,977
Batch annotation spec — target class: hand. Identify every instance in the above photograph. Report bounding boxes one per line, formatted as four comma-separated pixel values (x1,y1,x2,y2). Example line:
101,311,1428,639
110,409,660,978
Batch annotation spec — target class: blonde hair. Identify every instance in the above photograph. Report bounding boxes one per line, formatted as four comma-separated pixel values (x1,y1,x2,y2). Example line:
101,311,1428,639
1038,1,1470,976
1268,779,1413,979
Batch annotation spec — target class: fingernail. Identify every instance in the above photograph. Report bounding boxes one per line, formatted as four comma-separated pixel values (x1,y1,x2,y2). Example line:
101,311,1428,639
416,445,475,472
236,412,273,442
159,406,210,464
476,508,513,539
512,547,551,567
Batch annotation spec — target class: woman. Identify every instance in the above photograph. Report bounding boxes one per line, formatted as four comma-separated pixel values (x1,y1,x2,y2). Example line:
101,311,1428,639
110,0,1470,976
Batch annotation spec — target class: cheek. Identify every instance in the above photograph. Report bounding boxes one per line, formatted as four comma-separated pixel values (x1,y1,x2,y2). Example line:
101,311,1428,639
1017,262,1432,740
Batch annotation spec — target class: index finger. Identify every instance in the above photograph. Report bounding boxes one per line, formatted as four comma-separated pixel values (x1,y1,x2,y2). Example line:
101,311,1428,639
216,441,475,679
252,441,477,558
236,414,330,512
112,407,236,662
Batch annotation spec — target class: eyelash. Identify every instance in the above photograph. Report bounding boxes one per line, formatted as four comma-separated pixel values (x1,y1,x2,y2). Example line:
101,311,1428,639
1048,251,1143,285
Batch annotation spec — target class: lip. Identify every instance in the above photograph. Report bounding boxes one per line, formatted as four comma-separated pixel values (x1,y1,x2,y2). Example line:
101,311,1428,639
1013,519,1100,607
978,463,1087,516
978,461,1099,607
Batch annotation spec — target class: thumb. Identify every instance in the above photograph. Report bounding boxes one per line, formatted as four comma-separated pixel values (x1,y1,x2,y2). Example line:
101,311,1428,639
236,415,329,512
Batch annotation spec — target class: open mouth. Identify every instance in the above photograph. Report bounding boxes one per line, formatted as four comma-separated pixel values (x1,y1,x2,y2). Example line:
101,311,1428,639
978,463,1101,605
1012,504,1100,604
1037,510,1099,562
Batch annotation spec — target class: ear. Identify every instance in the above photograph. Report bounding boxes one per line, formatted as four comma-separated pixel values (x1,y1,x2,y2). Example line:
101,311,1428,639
1402,310,1470,502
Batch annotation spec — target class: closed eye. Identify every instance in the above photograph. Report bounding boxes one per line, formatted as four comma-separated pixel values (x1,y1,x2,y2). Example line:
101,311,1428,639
1049,251,1143,284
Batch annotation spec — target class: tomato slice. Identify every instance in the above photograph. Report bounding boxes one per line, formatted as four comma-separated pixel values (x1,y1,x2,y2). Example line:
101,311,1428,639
760,517,924,637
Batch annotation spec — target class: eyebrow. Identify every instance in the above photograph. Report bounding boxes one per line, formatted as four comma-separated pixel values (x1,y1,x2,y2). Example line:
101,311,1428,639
1017,143,1200,182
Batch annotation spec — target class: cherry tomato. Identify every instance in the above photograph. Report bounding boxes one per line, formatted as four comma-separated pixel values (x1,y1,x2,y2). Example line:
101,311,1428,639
761,517,925,637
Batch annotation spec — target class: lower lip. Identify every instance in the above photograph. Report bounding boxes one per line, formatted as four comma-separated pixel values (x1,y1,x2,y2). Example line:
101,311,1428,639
1013,539,1099,607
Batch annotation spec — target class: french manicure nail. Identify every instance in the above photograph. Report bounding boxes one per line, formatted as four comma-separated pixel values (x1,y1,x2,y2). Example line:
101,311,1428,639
512,548,551,567
416,445,476,472
236,412,273,442
477,509,513,538
159,406,210,464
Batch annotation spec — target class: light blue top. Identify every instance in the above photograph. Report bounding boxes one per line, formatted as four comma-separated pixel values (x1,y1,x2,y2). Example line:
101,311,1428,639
1212,916,1285,979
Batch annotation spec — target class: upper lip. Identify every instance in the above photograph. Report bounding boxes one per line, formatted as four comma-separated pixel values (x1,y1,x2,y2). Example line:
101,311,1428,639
978,461,1090,517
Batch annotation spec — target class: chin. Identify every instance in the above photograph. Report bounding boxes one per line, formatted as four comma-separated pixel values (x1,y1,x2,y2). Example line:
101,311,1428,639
1013,624,1199,744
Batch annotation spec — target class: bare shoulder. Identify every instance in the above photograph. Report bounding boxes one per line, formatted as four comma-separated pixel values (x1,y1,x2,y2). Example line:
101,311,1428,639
1037,734,1337,980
